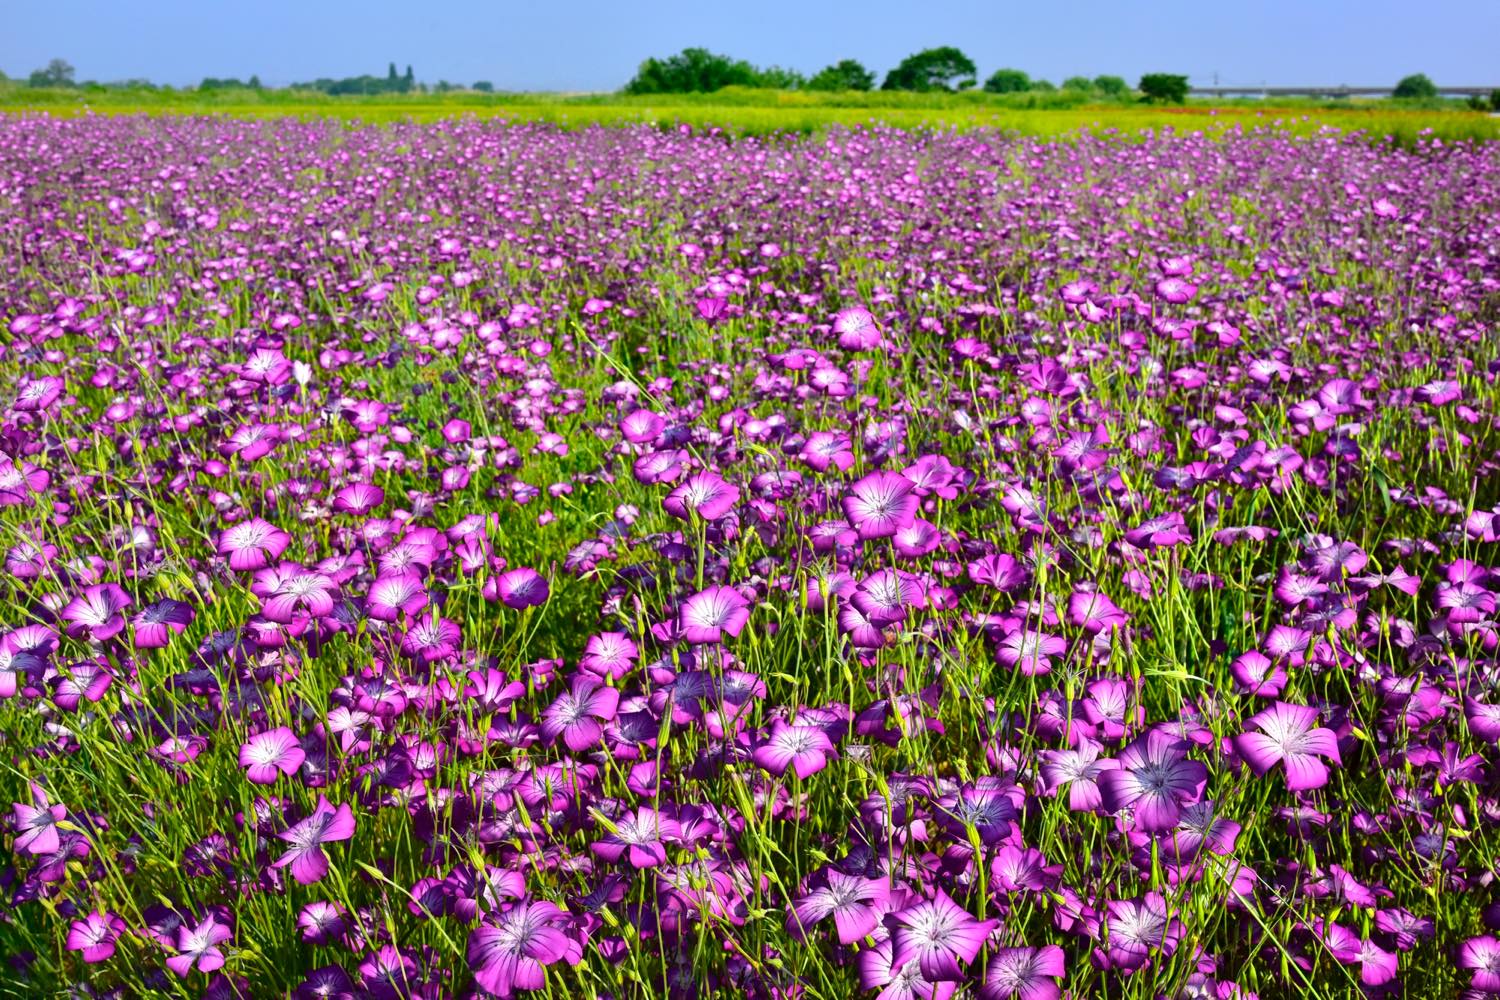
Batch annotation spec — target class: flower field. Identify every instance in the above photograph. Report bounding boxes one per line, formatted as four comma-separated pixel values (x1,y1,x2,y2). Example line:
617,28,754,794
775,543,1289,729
1,115,1498,999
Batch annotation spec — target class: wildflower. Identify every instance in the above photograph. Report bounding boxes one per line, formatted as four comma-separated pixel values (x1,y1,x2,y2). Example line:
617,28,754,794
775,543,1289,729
753,721,836,779
467,899,577,995
166,913,233,977
1233,701,1341,790
1104,892,1181,971
789,871,890,943
663,472,740,521
274,796,356,884
678,586,751,644
132,598,196,648
239,727,307,784
497,567,550,609
980,946,1067,1000
62,584,132,642
218,518,291,571
1459,935,1500,991
842,470,919,540
541,678,620,752
365,572,429,622
67,910,126,963
591,807,679,869
1099,731,1207,832
888,890,999,981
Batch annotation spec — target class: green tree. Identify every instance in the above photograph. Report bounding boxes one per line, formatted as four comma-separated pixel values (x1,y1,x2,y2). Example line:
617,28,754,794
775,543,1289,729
1093,75,1128,97
807,59,875,91
754,65,805,89
248,74,262,89
1138,72,1188,103
472,80,494,92
982,68,1031,93
1061,76,1094,92
1392,73,1437,99
1491,89,1500,111
403,65,415,92
881,46,977,92
27,58,76,87
387,62,399,87
624,48,761,94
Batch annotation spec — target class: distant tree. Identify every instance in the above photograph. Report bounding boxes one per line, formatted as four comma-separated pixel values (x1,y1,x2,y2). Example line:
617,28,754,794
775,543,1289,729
881,47,977,92
624,48,762,94
199,77,251,90
982,68,1031,94
387,62,399,88
28,58,76,87
807,59,875,91
1032,79,1056,92
434,80,456,93
1138,73,1188,103
755,65,806,89
1061,75,1094,92
472,80,494,92
248,74,262,89
1392,73,1437,99
1491,89,1500,111
404,65,415,92
1093,75,1129,97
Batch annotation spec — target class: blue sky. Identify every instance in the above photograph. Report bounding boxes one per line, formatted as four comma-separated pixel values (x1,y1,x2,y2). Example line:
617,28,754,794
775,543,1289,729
4,0,1497,91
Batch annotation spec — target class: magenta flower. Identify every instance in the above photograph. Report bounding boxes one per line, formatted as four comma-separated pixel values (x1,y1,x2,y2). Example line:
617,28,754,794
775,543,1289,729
753,721,836,779
980,946,1067,1000
591,806,679,869
12,785,66,856
541,677,620,752
1098,731,1207,832
997,629,1067,676
399,613,461,663
1459,935,1500,991
62,584,132,642
663,472,740,521
678,586,751,644
833,306,883,350
858,939,957,1000
1104,892,1181,971
259,569,339,623
842,471,919,539
1233,701,1341,791
166,913,233,977
274,796,356,885
67,910,126,963
889,890,999,981
218,518,291,571
496,567,550,610
365,572,429,622
331,481,385,515
789,871,890,944
132,598,196,649
580,631,638,680
239,727,307,784
467,899,577,995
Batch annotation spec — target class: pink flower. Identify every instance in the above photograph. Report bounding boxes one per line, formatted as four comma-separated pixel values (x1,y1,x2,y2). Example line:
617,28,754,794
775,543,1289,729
663,472,740,521
753,721,835,779
496,567,550,610
1233,701,1341,791
218,518,291,571
541,677,620,752
678,586,751,644
67,911,126,963
789,871,891,944
980,945,1067,1000
62,584,132,642
166,913,233,977
239,727,306,784
274,796,356,885
1098,731,1207,832
842,471,919,540
467,899,578,995
889,889,998,981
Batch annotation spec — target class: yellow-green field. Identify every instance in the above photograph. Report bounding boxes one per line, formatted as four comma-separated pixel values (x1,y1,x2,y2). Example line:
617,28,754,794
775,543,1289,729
3,83,1497,144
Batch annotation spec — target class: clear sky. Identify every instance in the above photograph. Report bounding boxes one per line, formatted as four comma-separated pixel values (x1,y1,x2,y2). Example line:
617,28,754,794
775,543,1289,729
4,0,1497,92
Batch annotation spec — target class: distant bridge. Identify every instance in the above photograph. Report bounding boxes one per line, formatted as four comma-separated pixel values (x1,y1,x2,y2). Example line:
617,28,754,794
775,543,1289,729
1190,85,1496,98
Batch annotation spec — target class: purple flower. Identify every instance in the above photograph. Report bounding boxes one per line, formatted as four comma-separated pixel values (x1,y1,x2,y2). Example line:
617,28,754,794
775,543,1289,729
132,598,196,649
274,796,356,885
467,899,576,995
399,613,461,662
1104,892,1181,971
62,583,132,641
166,913,233,977
678,586,751,644
858,939,957,1000
753,721,836,779
580,631,638,680
1233,701,1341,791
1459,935,1500,991
496,567,550,610
12,785,66,855
842,471,919,540
365,572,429,622
833,306,883,350
663,472,740,521
541,677,620,752
258,568,339,623
591,806,679,869
239,727,307,784
1098,731,1207,832
67,910,125,963
218,518,291,571
331,481,384,515
789,871,890,944
980,946,1067,1000
889,889,999,981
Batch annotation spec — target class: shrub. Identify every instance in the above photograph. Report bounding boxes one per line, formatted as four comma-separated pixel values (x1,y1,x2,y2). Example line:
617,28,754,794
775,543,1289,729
1393,73,1437,99
1093,74,1129,97
1138,73,1189,104
807,59,875,92
881,47,977,92
983,68,1031,94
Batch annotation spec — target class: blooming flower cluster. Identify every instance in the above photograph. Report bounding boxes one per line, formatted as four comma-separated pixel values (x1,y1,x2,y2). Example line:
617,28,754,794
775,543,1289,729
0,116,1498,999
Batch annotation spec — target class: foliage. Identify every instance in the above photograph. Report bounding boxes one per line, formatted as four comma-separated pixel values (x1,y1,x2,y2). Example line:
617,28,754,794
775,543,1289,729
1138,72,1189,103
1062,76,1094,92
289,64,415,96
983,68,1032,94
473,81,494,93
806,59,876,92
1093,75,1129,97
881,46,977,92
1393,73,1438,99
623,48,767,94
27,58,75,88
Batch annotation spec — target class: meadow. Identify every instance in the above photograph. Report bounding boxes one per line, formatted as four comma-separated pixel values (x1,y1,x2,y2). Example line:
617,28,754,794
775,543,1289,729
0,109,1498,1000
3,83,1500,145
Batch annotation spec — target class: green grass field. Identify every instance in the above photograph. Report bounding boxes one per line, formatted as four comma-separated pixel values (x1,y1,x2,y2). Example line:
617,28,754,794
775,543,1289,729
3,83,1497,144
